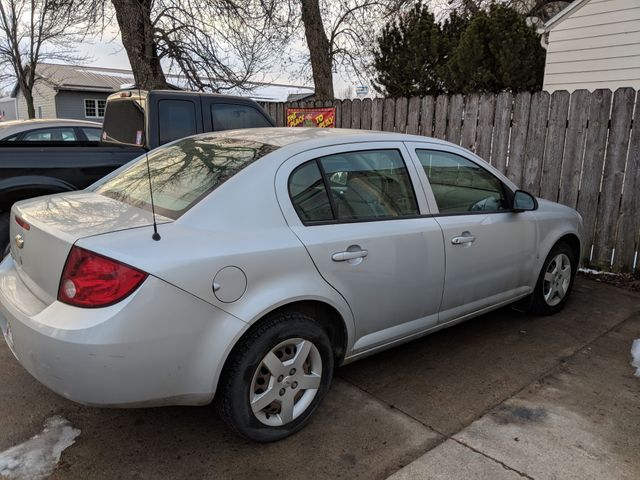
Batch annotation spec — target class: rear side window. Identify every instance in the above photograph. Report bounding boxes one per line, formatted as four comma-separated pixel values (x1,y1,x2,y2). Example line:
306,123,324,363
93,136,279,219
159,100,197,145
211,103,272,131
288,149,419,223
289,162,333,222
416,150,506,214
22,127,77,141
82,127,102,141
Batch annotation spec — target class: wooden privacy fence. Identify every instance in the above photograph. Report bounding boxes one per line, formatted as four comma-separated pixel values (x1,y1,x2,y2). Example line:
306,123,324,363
262,88,640,273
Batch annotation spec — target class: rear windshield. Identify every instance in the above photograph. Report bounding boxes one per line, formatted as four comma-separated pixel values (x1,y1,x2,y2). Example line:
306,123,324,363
101,98,146,146
92,136,278,219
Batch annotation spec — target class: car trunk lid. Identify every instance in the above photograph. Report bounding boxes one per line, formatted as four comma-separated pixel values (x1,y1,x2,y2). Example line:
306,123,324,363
9,191,170,303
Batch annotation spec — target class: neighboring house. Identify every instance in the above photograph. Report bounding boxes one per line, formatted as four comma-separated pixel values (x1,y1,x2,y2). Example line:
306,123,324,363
0,97,17,121
10,63,314,122
11,64,134,123
538,0,640,92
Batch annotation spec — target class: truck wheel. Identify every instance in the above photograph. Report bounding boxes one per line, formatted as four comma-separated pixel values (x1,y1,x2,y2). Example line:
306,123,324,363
0,212,9,258
217,312,334,442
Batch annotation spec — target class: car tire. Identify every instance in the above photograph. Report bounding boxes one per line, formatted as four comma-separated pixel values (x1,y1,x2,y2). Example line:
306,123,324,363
0,212,9,258
216,312,334,442
529,241,577,315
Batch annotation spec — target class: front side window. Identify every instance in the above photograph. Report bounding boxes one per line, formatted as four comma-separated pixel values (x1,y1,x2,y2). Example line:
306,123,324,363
159,100,197,145
288,149,419,223
416,150,506,214
93,136,278,219
211,103,272,131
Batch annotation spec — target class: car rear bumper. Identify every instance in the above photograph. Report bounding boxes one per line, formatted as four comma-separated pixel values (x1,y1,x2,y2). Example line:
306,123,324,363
0,255,247,407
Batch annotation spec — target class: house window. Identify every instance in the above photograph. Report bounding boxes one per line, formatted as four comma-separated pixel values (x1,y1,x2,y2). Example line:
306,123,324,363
85,99,106,118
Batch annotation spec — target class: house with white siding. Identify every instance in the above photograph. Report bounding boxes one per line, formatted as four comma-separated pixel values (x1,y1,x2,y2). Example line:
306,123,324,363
538,0,640,92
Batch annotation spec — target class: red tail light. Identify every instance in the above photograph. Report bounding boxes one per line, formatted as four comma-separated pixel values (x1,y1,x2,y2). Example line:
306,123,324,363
58,246,147,308
15,216,30,230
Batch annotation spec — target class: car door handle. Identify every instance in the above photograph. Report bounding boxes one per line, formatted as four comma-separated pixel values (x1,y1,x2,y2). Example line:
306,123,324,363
332,249,368,262
451,233,476,245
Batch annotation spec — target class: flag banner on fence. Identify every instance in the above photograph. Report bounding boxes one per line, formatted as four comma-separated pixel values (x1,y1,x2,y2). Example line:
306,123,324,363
286,107,336,128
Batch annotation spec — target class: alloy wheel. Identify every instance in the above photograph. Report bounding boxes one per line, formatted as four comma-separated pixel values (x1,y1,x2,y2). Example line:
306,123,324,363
543,253,572,307
250,338,322,426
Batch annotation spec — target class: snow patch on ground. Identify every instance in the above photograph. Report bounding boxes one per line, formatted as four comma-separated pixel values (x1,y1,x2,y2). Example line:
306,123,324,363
0,416,80,479
632,339,640,378
578,268,619,277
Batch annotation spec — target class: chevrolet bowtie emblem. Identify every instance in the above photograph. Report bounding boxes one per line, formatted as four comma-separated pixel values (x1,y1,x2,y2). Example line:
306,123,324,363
14,234,24,249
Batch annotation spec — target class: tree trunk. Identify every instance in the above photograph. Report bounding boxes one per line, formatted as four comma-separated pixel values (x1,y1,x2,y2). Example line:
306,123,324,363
301,0,334,99
111,0,167,90
20,78,35,119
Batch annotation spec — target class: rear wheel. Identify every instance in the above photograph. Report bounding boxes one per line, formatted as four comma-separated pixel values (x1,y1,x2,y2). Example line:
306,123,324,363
217,312,334,442
529,242,577,315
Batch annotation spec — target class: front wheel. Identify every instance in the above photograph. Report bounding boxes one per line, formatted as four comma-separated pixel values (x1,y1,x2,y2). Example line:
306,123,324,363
529,242,577,315
216,312,334,442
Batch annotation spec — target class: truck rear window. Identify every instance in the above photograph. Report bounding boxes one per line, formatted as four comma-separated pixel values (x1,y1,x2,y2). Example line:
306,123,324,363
101,98,145,146
92,136,278,219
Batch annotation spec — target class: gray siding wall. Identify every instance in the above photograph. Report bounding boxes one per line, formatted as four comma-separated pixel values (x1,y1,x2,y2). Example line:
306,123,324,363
15,81,57,119
543,0,640,92
55,91,111,123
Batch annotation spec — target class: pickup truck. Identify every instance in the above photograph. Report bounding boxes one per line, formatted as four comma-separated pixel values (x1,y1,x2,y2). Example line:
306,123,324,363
0,90,275,253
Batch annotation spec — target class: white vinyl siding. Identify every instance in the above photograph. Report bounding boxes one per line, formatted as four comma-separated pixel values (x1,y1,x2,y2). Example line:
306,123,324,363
15,81,57,120
543,0,640,92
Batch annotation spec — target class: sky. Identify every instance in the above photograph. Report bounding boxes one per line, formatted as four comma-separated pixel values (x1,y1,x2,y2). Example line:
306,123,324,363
75,29,357,98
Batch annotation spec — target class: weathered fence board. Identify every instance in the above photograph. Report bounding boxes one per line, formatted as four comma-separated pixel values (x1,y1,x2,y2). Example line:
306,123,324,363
460,94,479,151
507,92,531,186
491,92,512,171
263,88,639,272
434,95,448,139
592,88,635,268
476,94,495,162
382,98,395,132
540,91,570,201
395,97,408,134
419,96,435,137
361,98,372,130
558,90,590,208
446,94,464,144
406,97,421,135
371,98,383,130
613,91,640,272
522,91,550,195
351,98,361,129
576,89,613,263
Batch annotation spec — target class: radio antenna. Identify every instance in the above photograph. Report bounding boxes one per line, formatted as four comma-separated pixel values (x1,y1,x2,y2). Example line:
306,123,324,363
137,85,160,241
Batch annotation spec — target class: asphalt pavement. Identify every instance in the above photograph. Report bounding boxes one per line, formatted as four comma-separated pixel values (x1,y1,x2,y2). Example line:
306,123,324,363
1,276,638,479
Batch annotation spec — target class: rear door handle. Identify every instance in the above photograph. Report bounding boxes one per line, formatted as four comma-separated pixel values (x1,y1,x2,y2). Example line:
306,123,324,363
451,233,476,245
332,249,368,262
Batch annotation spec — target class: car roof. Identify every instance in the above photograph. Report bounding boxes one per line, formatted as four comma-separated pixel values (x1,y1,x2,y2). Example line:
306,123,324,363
0,119,102,139
190,127,454,150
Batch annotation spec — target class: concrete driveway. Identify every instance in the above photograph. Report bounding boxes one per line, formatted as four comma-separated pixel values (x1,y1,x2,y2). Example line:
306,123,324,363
1,277,639,479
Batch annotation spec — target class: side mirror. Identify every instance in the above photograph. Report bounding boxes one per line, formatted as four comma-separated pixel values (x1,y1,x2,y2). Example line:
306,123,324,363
512,190,538,212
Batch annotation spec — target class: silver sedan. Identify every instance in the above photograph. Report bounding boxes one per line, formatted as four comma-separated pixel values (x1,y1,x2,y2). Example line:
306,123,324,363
0,128,583,442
